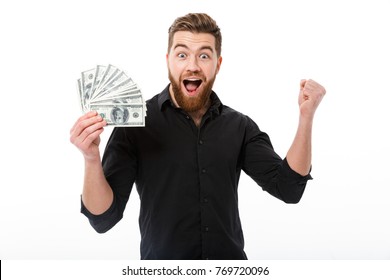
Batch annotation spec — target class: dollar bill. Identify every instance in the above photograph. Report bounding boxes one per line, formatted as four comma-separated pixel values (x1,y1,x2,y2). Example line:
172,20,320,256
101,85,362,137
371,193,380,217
77,78,84,111
90,93,143,105
81,68,95,97
93,70,130,100
90,103,145,126
94,64,119,93
78,64,147,126
93,86,140,102
90,65,107,99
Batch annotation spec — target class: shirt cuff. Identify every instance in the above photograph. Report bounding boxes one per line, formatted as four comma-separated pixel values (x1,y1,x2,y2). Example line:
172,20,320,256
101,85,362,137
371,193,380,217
282,157,313,182
80,195,119,233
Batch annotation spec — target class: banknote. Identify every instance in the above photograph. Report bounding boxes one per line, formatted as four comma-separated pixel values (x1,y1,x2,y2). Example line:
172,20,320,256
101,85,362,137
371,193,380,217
93,76,136,100
80,68,95,111
77,64,146,126
94,64,120,94
90,93,143,105
89,103,145,126
90,65,107,97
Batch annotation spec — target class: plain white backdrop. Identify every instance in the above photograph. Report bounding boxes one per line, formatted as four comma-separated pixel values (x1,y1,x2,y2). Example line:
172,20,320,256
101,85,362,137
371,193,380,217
0,0,389,260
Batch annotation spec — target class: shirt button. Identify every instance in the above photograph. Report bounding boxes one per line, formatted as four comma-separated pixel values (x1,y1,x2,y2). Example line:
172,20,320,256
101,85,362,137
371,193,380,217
199,140,203,145
203,198,208,203
201,168,206,174
185,115,190,119
205,226,209,232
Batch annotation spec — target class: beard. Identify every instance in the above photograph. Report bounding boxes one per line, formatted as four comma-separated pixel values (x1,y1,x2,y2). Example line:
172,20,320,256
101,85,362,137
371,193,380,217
168,70,216,112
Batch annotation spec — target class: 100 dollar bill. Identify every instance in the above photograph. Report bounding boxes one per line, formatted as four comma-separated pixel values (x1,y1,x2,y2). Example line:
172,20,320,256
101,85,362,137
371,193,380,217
90,103,145,127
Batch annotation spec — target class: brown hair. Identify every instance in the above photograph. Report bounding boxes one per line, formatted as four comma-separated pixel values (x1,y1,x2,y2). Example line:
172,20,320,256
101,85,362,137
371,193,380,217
168,13,222,57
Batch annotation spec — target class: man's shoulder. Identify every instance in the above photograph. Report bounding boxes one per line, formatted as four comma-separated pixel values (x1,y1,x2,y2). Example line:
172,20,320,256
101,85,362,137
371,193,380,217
145,92,162,106
218,103,262,132
220,103,249,121
145,85,170,110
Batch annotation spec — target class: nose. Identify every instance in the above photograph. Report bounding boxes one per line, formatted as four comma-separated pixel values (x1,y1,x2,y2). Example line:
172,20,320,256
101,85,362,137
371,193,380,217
186,55,201,72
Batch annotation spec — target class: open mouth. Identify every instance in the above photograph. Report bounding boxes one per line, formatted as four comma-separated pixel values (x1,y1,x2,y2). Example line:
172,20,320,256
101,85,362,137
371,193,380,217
183,78,202,96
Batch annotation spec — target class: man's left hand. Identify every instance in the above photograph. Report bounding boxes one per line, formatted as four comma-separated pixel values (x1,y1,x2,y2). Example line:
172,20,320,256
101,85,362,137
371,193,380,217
299,79,326,119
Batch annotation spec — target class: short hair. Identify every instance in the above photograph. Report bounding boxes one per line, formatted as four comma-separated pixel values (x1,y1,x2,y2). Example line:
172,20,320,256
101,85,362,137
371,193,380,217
168,13,222,57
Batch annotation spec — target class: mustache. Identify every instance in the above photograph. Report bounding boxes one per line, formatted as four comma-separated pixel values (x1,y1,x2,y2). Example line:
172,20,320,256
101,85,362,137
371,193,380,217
181,71,206,81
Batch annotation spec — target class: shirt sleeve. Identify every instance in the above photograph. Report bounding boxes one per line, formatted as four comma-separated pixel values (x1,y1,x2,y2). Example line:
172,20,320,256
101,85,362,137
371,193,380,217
80,127,138,233
80,194,122,233
242,116,312,203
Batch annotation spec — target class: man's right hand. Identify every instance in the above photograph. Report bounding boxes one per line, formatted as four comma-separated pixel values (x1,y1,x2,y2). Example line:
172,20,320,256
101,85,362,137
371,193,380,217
70,111,107,162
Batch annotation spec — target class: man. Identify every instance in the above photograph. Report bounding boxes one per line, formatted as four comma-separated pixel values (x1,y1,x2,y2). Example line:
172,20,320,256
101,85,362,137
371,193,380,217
70,13,326,260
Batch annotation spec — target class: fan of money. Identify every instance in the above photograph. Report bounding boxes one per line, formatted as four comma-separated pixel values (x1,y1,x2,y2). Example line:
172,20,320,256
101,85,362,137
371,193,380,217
77,64,146,127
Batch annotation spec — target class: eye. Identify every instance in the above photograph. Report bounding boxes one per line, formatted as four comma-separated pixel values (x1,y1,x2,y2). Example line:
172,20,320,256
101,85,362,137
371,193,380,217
178,53,186,58
200,53,209,59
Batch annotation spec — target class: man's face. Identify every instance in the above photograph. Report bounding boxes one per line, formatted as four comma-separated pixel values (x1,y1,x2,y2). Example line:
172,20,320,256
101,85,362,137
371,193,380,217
167,31,222,112
114,111,124,123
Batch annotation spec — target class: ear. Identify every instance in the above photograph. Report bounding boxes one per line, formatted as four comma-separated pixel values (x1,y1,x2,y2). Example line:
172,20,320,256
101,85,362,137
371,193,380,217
216,56,223,74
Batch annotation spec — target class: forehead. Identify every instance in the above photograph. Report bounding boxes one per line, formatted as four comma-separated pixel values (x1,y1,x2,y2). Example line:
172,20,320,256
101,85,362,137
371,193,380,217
171,31,216,51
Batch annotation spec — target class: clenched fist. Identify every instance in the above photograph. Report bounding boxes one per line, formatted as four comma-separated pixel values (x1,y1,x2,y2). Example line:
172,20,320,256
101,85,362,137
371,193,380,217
299,79,326,119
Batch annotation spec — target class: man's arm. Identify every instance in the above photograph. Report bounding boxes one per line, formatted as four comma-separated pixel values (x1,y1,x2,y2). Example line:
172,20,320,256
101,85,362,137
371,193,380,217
286,79,326,176
70,111,113,215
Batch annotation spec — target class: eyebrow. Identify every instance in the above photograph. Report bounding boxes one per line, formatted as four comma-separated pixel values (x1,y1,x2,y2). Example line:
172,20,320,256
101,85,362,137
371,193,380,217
173,43,214,53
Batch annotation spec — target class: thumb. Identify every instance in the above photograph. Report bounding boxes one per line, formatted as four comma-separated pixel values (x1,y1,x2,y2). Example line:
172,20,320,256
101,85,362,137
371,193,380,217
300,79,307,91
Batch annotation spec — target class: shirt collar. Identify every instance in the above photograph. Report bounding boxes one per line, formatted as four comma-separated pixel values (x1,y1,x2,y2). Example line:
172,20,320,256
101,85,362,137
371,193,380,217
158,84,223,116
157,84,172,110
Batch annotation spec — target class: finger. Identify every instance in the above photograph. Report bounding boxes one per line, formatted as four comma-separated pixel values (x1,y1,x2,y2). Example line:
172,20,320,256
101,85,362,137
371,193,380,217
76,118,107,145
70,115,105,145
305,80,326,96
71,113,104,139
300,79,306,90
70,111,98,134
79,127,105,151
71,121,106,150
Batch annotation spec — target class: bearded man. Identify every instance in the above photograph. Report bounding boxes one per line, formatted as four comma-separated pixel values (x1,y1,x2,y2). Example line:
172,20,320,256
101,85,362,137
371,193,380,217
70,13,326,260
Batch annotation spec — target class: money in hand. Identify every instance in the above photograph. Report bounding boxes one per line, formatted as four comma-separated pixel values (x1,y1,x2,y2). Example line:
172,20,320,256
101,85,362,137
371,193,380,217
77,64,146,127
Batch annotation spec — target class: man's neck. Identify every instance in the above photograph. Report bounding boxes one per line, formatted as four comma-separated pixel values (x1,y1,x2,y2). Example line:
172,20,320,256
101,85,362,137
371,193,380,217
187,99,211,127
169,86,211,127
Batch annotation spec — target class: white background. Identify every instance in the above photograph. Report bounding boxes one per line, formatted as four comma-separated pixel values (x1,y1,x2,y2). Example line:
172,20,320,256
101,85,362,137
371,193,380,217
0,0,389,260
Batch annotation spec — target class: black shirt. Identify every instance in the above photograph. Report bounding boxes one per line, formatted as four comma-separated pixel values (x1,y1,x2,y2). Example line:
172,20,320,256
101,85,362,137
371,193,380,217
81,85,312,260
